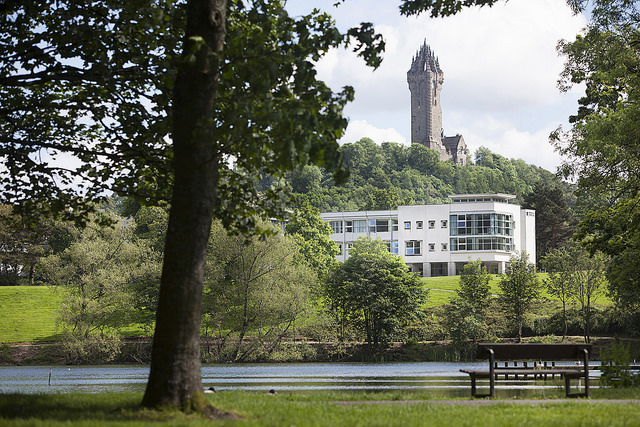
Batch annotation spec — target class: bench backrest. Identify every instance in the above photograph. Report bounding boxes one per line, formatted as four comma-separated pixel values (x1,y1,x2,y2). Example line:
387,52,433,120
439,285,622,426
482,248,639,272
475,343,592,361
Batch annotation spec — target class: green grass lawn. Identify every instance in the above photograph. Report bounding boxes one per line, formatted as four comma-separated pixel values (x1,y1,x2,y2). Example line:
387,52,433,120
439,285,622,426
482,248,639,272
422,273,612,307
1,390,640,426
1,274,613,343
0,286,64,343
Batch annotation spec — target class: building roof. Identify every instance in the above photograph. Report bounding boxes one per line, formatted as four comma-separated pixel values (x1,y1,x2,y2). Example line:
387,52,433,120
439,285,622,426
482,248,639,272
448,194,516,203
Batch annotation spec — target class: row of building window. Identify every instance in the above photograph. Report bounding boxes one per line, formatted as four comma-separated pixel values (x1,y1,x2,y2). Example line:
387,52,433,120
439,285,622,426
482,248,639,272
329,219,449,234
404,220,448,230
337,240,451,256
450,236,514,252
337,237,513,256
331,214,513,237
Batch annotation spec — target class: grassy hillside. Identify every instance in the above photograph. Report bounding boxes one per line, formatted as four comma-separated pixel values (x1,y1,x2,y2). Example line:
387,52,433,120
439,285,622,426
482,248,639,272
0,286,63,343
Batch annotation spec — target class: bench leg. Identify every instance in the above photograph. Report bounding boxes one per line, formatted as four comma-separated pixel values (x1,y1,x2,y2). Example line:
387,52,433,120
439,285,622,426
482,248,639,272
565,375,588,398
470,373,477,397
566,350,590,398
467,374,492,398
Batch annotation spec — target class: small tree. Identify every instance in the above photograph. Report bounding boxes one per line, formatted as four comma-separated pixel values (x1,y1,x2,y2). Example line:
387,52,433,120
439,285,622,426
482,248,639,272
0,205,48,286
444,259,492,344
444,297,484,345
571,250,608,343
39,215,160,363
326,237,427,348
202,221,315,362
543,245,608,343
285,203,339,286
542,247,576,341
499,252,541,342
457,258,492,313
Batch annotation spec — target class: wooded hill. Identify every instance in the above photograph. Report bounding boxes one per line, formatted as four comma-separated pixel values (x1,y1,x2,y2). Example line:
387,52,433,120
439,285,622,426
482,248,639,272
269,138,571,212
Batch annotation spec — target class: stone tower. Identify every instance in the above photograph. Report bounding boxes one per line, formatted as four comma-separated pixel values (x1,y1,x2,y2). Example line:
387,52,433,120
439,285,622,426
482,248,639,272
407,41,466,166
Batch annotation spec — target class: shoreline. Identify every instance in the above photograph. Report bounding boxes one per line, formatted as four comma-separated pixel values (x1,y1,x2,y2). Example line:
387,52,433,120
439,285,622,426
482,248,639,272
2,337,635,366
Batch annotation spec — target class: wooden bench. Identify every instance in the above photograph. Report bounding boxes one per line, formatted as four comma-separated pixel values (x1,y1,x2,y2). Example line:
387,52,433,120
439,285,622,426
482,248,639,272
460,343,592,398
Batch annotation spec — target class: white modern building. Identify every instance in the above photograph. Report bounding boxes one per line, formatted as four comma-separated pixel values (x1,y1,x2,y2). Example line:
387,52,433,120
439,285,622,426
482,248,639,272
321,194,535,277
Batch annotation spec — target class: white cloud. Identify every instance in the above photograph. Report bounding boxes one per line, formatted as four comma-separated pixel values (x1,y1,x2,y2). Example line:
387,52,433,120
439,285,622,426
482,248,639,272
458,116,564,172
340,119,408,145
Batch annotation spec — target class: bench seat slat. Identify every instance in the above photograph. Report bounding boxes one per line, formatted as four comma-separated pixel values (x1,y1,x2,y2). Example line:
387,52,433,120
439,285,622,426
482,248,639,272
460,368,584,376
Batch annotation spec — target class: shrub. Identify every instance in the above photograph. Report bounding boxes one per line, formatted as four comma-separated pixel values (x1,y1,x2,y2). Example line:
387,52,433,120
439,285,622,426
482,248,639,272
600,339,640,388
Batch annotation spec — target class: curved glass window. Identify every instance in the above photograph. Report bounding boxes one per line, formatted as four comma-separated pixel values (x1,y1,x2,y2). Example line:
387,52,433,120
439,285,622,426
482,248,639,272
449,213,513,237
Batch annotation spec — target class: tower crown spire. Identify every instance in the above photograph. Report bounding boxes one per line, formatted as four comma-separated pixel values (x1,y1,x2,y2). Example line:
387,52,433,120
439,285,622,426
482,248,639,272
410,40,442,74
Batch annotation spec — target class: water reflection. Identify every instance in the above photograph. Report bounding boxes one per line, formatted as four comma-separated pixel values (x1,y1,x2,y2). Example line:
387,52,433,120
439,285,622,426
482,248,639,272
0,362,594,398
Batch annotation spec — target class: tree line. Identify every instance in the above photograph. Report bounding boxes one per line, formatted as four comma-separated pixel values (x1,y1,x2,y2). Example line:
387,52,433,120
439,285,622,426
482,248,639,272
270,139,571,212
0,196,625,363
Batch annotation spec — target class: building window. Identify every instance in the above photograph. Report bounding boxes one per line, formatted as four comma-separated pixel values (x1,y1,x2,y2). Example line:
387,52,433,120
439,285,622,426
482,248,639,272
441,219,448,228
428,243,435,252
405,240,421,256
337,244,343,255
369,219,389,233
441,243,448,251
428,220,435,229
417,221,423,229
345,220,366,233
353,220,367,233
330,221,342,234
385,241,399,254
346,242,353,254
404,221,411,230
431,262,448,277
392,219,398,231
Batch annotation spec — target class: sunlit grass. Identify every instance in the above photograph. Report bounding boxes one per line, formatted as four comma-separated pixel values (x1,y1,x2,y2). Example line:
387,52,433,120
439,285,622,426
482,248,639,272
0,273,613,344
422,273,612,307
0,286,64,343
1,390,640,427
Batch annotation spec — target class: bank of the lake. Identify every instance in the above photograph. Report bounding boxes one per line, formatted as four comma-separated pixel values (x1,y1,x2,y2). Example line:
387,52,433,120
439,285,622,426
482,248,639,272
3,337,639,366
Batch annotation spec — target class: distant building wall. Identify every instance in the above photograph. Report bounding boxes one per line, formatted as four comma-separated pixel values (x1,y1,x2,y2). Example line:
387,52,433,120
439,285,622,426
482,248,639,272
322,194,536,277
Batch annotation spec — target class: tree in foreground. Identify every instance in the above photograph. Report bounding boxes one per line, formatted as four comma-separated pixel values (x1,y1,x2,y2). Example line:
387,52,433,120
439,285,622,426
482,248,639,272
457,259,492,313
570,250,608,343
326,237,427,348
499,252,541,342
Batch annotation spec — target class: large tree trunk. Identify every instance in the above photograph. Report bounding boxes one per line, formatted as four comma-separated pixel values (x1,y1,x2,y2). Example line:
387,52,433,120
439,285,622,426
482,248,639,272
142,0,226,410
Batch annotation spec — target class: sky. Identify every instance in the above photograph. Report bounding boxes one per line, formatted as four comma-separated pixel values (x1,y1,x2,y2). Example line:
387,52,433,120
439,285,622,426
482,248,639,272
285,0,588,173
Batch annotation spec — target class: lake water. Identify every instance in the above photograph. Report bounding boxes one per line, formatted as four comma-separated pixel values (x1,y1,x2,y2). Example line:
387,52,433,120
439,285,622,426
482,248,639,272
0,362,593,397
